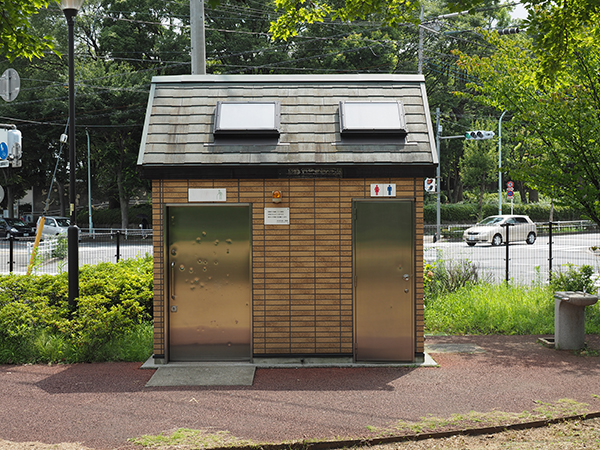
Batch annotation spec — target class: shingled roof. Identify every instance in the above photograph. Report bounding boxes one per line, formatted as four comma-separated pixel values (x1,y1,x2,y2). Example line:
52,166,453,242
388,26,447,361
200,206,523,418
137,74,438,179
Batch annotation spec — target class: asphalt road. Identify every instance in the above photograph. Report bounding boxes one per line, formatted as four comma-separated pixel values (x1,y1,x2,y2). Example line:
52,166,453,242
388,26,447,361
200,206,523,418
425,232,600,284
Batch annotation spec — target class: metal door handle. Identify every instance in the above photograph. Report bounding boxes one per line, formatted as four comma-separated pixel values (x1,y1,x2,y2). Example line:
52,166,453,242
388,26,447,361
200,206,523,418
403,274,410,281
170,261,176,300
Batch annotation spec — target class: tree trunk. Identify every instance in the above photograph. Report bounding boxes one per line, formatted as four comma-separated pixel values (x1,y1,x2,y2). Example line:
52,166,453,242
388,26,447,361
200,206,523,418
116,141,129,229
528,187,539,202
6,185,14,218
118,174,129,229
477,180,485,222
454,181,464,203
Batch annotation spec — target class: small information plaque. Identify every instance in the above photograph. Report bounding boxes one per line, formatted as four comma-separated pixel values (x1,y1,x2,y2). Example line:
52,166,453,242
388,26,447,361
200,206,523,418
264,208,290,225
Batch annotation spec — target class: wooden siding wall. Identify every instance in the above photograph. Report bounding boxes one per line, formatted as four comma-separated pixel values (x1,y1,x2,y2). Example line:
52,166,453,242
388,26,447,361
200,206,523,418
152,178,424,358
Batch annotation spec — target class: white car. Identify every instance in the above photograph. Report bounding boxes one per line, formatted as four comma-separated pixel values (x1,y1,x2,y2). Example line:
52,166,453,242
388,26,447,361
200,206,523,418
36,216,71,237
463,215,537,246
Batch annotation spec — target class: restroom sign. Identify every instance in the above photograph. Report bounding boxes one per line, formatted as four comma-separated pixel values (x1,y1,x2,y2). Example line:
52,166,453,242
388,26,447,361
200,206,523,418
188,188,227,202
370,184,396,197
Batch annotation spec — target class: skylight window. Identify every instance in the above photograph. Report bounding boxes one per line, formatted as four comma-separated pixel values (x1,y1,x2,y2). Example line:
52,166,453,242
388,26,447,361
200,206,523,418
214,101,281,136
339,101,407,136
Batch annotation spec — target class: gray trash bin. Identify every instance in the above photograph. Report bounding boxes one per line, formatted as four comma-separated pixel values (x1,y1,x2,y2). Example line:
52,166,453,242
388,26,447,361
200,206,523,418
554,291,598,350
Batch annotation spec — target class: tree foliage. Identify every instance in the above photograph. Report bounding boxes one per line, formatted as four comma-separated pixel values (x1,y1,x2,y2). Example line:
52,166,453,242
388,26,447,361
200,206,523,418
460,122,497,220
0,0,523,220
269,0,600,68
455,30,600,224
0,0,57,61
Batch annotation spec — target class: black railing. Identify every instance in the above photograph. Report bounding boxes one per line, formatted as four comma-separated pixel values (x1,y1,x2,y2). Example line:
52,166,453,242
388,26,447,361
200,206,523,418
0,229,153,275
424,221,600,285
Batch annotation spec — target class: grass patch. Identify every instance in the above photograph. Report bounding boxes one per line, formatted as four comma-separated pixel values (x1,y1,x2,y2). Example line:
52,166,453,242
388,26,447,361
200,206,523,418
425,281,600,335
425,283,556,335
130,400,599,449
367,399,595,437
130,428,255,449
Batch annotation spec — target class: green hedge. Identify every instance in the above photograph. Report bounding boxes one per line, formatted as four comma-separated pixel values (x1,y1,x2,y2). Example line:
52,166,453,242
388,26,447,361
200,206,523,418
424,203,585,224
77,204,152,228
0,255,153,363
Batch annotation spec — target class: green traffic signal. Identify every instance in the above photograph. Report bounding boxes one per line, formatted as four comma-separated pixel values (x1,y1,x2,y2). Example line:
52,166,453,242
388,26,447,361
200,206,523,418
465,130,495,140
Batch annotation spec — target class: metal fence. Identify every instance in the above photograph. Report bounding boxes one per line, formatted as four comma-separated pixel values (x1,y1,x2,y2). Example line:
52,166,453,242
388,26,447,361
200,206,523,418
4,221,599,283
0,229,153,275
424,221,600,285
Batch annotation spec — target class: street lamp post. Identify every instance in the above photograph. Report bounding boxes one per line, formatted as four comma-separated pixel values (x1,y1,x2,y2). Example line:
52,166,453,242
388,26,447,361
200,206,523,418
60,0,84,308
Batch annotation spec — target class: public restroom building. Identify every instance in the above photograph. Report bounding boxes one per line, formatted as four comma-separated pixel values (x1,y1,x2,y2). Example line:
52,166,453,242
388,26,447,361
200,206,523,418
137,74,437,364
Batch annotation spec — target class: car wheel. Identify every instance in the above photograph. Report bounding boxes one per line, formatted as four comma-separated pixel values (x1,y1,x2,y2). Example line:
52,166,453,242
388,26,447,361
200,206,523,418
466,242,476,247
526,232,536,245
492,234,503,246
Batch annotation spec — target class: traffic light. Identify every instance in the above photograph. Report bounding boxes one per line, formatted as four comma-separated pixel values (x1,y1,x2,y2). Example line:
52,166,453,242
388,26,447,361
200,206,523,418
498,27,520,35
465,130,495,140
424,177,436,193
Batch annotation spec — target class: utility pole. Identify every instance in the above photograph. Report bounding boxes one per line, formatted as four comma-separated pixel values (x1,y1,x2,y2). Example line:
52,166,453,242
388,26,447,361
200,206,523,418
418,6,424,74
190,0,206,75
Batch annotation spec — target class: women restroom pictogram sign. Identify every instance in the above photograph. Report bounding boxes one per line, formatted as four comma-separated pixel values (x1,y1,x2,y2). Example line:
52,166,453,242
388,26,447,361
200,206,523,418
370,184,396,197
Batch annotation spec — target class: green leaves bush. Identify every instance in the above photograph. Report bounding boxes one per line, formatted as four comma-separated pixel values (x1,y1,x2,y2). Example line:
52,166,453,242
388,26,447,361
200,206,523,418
424,259,485,303
0,255,153,364
424,203,584,224
549,264,597,294
78,204,152,228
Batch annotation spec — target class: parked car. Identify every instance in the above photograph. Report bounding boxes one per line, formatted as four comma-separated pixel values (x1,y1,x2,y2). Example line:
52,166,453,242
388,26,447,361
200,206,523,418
0,218,35,239
463,215,537,246
36,216,70,237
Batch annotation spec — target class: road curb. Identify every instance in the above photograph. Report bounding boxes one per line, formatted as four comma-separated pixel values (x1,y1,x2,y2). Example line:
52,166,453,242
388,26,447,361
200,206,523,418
210,411,600,450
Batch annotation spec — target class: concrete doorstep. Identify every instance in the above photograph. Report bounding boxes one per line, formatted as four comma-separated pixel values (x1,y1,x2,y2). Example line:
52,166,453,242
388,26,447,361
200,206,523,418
141,354,439,387
145,365,256,387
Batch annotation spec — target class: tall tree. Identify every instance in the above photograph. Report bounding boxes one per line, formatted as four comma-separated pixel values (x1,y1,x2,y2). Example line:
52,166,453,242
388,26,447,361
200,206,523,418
0,0,57,60
456,31,600,224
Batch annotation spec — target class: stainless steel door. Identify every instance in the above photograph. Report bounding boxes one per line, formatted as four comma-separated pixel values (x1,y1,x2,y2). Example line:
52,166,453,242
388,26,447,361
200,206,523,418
354,200,414,362
167,204,251,361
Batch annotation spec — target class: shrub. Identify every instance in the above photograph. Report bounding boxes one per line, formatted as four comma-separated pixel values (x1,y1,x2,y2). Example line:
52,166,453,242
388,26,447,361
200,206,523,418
549,264,596,294
66,295,146,362
0,256,153,364
424,259,484,303
51,236,68,259
78,204,152,228
424,203,585,224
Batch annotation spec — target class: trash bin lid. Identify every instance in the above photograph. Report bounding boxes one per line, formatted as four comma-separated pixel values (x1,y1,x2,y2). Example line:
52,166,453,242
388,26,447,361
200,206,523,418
554,291,598,306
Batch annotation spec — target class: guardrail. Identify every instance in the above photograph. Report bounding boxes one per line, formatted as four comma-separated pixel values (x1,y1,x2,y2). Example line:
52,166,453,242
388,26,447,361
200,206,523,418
27,238,60,260
0,229,153,275
424,220,600,242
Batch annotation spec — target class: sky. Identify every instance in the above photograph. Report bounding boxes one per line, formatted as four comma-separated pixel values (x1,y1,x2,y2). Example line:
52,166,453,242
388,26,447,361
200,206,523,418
511,2,528,21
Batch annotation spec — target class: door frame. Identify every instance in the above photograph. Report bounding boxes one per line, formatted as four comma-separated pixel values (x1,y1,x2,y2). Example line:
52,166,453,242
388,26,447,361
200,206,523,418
352,199,416,362
163,203,252,362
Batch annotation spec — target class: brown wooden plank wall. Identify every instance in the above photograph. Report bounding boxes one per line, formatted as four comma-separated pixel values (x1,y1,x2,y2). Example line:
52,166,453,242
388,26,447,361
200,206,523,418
151,177,424,358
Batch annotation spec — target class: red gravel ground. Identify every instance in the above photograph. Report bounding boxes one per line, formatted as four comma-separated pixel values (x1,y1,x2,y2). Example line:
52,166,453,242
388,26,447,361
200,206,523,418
1,335,600,450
